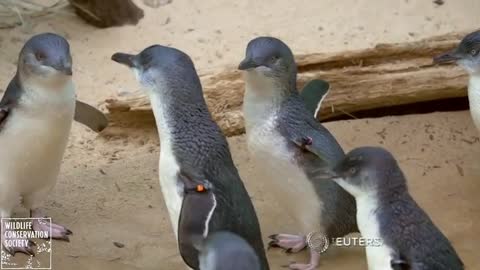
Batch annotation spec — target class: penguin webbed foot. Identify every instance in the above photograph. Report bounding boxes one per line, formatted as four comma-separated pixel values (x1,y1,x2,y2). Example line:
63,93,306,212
287,262,319,270
32,219,72,242
2,237,37,257
1,219,37,256
287,249,321,270
30,210,72,242
267,234,306,253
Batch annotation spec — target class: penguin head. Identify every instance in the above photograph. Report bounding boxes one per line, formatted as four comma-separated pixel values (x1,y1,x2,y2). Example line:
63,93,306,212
112,45,201,96
434,30,480,74
195,232,261,270
238,37,297,83
323,147,406,197
18,33,73,85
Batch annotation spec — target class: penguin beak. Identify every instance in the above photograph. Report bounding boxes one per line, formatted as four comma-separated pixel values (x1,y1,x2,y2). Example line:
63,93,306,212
52,63,73,76
433,49,463,64
238,58,261,70
60,65,73,76
63,67,73,76
111,53,136,68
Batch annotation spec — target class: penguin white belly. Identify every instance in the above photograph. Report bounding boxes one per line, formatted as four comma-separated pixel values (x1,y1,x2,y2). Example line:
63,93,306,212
246,116,323,232
468,75,480,132
356,195,394,270
150,92,183,239
158,141,183,238
0,102,73,212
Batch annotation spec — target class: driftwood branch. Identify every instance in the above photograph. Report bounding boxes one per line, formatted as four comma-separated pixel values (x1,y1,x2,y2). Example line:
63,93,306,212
104,32,469,136
69,0,144,28
0,0,70,29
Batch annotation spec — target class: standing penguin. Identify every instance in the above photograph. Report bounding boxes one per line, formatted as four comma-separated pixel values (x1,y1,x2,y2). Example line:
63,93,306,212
238,36,358,270
319,147,464,270
434,30,480,132
0,33,107,256
111,45,269,270
194,231,261,270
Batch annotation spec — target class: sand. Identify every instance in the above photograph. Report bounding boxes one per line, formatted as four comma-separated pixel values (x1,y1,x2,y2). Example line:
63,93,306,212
0,0,479,269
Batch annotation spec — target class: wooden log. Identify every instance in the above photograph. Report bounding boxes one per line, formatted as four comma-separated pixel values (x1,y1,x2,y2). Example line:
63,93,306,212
69,0,144,28
104,32,470,136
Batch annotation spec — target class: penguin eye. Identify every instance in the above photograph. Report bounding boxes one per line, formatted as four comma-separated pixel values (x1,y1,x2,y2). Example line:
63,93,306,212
471,49,478,56
35,52,46,62
271,55,279,62
348,167,357,175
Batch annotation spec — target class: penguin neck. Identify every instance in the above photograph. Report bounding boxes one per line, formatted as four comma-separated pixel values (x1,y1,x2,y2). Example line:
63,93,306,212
148,84,212,143
467,74,480,130
374,173,409,205
243,71,296,128
18,71,75,109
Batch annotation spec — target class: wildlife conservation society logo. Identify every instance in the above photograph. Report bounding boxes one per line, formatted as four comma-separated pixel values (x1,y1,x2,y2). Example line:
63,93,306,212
1,218,52,269
307,231,384,253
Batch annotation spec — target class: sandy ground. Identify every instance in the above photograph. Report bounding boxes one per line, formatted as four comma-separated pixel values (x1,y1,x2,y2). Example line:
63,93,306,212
1,0,480,269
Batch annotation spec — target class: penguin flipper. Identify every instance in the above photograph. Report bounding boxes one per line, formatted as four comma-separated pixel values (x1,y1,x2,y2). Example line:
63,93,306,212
74,100,109,133
177,170,216,269
0,105,11,131
0,75,23,132
282,105,345,166
191,234,206,251
300,79,330,119
290,134,331,164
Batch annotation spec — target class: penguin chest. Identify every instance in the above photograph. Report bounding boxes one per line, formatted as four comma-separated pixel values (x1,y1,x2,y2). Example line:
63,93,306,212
0,102,74,197
246,117,323,231
158,138,184,237
468,76,480,132
356,196,394,270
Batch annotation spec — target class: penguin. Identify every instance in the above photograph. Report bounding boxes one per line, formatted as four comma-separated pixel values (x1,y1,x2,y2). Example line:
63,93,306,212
238,36,358,270
318,146,464,270
193,231,261,270
0,33,107,256
434,30,480,132
111,45,269,270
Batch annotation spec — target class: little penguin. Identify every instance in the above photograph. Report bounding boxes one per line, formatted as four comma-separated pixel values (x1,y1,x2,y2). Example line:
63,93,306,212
318,146,464,270
193,231,261,270
238,36,358,270
0,33,108,256
111,45,269,270
434,30,480,132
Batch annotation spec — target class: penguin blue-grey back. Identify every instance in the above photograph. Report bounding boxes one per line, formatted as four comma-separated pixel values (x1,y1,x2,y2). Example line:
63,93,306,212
195,231,261,270
239,36,357,269
112,45,269,270
434,30,480,132
322,147,464,270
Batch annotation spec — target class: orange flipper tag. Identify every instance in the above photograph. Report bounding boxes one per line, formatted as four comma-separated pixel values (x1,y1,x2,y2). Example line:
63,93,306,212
196,184,205,192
